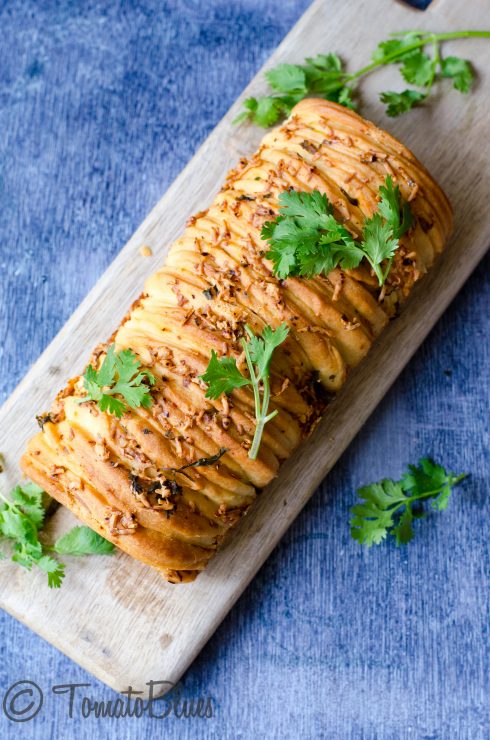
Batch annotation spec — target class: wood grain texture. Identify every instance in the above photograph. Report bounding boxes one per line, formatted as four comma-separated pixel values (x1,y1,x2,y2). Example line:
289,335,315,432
0,0,489,697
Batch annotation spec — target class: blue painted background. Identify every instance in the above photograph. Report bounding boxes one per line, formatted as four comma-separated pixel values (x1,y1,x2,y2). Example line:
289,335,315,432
1,1,489,738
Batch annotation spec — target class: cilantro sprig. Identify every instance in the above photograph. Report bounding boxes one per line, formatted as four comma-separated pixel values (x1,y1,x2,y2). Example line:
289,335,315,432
262,176,412,286
234,53,353,127
350,458,467,546
234,30,490,126
52,526,116,557
0,482,114,587
200,324,289,460
80,344,155,419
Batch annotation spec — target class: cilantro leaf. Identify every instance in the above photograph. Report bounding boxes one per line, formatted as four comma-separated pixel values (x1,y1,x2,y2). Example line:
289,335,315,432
0,505,38,543
401,457,451,494
303,53,347,99
297,226,363,278
350,459,467,546
265,64,307,94
337,86,356,109
37,555,65,588
371,33,423,63
234,96,290,128
80,345,155,418
431,486,453,512
276,189,332,228
10,483,45,527
112,348,141,383
96,344,117,387
440,56,474,93
360,213,399,285
325,239,365,270
380,89,426,117
11,540,43,569
82,364,102,401
296,245,336,278
400,457,460,512
377,176,413,238
305,52,342,75
400,50,434,87
264,238,298,280
350,479,406,545
54,526,115,556
245,323,289,381
232,98,258,126
392,507,415,546
113,376,154,409
98,395,128,417
200,350,250,399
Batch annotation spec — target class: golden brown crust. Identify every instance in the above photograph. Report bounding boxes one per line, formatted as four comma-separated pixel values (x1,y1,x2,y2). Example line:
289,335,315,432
20,99,453,582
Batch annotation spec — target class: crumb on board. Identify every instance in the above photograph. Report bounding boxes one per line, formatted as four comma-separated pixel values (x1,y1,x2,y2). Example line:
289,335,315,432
140,245,153,257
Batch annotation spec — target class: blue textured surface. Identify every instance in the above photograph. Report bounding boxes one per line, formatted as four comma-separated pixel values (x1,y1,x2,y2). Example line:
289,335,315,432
0,1,489,738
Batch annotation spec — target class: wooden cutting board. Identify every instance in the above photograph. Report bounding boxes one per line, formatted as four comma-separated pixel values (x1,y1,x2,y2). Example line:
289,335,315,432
0,0,489,696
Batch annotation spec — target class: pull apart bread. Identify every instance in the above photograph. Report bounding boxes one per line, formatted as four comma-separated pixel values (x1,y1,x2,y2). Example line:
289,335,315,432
21,99,452,583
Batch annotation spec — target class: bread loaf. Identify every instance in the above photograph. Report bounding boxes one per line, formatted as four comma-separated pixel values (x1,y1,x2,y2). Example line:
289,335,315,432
21,99,453,582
